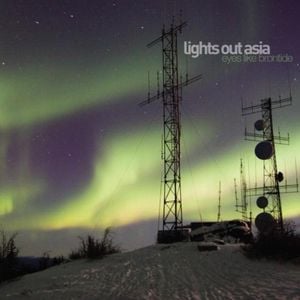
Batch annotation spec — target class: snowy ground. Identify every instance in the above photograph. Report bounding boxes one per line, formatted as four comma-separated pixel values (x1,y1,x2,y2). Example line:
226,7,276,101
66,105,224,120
1,243,299,299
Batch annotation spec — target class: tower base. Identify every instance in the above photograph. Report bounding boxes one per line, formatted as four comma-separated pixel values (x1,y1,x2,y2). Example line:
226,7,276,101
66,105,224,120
157,229,190,244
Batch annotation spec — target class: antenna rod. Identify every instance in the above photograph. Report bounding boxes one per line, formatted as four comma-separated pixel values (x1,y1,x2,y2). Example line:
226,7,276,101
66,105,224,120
234,178,238,211
147,71,150,100
217,181,221,222
296,158,299,192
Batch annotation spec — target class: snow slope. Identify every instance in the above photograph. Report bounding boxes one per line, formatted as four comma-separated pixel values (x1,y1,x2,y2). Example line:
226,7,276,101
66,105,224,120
1,243,299,299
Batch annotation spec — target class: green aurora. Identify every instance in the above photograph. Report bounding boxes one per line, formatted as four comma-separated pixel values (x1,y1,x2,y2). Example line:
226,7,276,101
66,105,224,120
0,0,299,255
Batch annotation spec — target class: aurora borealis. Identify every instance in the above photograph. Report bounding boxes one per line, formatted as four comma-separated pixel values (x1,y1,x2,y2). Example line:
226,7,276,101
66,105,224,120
1,0,300,255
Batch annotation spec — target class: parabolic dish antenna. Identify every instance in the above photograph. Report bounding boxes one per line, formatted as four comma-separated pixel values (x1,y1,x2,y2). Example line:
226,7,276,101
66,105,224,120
256,196,268,209
255,212,276,234
255,119,264,131
255,141,273,160
276,171,284,182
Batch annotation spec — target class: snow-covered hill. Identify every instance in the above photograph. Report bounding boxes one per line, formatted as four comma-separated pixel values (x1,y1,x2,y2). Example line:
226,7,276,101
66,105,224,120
1,243,299,299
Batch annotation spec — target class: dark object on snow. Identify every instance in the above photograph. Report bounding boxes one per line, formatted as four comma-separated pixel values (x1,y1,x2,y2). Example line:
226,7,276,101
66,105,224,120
190,220,253,243
197,242,219,252
213,239,225,245
157,229,190,244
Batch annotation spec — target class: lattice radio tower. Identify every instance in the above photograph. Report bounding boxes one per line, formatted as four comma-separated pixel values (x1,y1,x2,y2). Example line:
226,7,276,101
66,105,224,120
234,159,252,227
217,181,222,222
139,19,201,241
242,95,298,232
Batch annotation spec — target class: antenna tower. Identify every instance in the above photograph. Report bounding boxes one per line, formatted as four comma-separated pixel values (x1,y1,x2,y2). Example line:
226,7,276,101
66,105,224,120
235,159,251,220
139,19,201,242
242,95,298,232
217,181,221,222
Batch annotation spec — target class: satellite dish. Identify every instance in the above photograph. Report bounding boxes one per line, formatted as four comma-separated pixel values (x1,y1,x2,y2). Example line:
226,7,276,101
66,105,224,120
255,141,273,160
255,119,264,131
256,196,268,209
255,212,275,234
276,172,284,182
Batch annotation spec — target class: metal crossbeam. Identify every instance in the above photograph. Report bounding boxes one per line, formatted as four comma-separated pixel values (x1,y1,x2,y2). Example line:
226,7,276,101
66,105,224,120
244,130,290,145
139,74,202,107
146,22,187,48
245,184,299,196
242,96,292,116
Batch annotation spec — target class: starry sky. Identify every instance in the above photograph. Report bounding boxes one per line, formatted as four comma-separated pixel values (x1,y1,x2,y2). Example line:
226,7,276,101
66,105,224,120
0,0,300,256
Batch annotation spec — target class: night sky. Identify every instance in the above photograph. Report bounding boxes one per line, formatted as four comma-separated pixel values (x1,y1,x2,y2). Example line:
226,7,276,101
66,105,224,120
1,0,300,256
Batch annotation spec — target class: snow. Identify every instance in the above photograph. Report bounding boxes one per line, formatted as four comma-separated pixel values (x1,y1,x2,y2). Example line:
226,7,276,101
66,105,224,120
1,243,299,299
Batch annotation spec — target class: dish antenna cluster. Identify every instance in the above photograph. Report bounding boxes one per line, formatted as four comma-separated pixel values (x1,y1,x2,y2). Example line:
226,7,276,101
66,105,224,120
253,115,277,233
242,95,298,233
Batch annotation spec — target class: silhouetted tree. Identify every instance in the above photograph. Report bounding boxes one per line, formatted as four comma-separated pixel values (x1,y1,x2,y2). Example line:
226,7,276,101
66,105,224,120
0,230,19,282
69,227,120,260
0,230,19,260
39,252,51,270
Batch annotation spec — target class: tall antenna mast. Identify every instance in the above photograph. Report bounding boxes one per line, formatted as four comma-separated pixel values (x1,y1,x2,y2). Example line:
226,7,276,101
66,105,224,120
235,159,252,229
139,18,201,242
237,159,248,219
242,95,298,233
217,181,221,222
